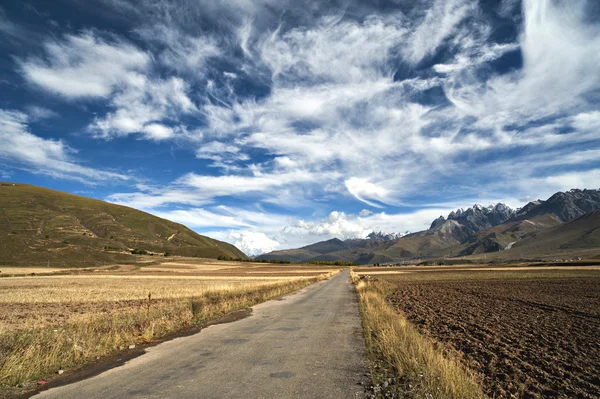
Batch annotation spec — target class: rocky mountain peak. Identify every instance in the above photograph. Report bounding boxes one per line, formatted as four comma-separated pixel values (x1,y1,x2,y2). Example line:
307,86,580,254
515,188,600,222
429,216,446,230
441,202,516,235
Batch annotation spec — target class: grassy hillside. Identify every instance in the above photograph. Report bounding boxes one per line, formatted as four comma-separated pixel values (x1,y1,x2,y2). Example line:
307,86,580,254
0,183,247,267
512,211,600,253
446,212,600,263
457,214,562,256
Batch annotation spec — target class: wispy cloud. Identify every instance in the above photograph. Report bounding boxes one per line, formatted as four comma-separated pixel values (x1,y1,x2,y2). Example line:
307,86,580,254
19,31,197,141
403,0,475,64
0,109,129,183
25,105,59,121
20,32,150,98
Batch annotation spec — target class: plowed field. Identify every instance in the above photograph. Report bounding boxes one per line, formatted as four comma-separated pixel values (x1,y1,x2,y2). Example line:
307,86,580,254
386,270,600,398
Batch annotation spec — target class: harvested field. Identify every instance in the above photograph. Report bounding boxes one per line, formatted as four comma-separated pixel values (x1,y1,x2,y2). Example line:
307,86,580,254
0,275,321,332
0,267,74,275
0,260,339,390
384,268,600,398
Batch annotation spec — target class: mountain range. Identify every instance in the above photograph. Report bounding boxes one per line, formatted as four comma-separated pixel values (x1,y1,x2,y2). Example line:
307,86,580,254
0,183,247,267
256,189,600,264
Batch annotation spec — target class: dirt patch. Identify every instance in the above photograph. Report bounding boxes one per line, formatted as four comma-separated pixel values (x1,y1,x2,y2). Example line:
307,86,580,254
386,272,600,398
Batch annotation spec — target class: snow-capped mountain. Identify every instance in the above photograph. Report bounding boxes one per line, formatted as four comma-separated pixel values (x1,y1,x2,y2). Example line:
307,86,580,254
366,231,408,241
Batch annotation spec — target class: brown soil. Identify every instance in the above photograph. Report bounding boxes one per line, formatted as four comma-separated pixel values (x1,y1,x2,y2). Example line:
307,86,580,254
387,272,600,398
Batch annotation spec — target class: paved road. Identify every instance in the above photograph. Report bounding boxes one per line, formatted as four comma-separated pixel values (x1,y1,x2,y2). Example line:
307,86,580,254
35,269,370,399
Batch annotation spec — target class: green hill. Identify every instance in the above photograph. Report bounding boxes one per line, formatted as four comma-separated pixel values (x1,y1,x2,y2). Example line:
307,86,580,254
0,183,247,267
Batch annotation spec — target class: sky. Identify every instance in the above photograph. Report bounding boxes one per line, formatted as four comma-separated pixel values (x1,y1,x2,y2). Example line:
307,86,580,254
1,0,600,256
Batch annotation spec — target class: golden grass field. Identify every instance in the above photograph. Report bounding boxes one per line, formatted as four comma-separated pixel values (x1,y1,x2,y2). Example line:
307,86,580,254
0,258,339,391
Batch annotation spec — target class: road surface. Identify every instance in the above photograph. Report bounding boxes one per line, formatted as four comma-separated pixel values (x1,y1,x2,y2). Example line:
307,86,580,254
35,269,370,398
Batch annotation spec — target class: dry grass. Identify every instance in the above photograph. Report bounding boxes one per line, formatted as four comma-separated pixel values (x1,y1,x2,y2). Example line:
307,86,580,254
351,270,486,399
0,275,320,306
0,267,75,275
0,267,338,387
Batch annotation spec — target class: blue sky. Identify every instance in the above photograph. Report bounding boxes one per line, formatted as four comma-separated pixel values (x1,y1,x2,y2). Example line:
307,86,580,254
1,0,600,255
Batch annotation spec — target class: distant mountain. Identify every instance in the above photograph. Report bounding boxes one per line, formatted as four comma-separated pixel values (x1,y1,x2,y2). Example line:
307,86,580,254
256,188,600,264
366,231,408,241
430,203,516,237
302,237,349,253
0,183,247,267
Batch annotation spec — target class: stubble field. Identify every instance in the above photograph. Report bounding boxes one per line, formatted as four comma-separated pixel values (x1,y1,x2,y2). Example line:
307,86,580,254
376,267,600,398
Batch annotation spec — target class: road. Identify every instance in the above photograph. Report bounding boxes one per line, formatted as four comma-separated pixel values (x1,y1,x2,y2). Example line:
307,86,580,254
34,269,370,399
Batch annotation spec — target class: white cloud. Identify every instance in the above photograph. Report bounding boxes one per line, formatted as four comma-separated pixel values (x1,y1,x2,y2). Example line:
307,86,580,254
108,189,211,209
515,169,600,200
25,105,59,120
0,109,129,183
572,111,600,132
197,141,241,155
359,209,372,217
20,32,197,141
20,32,149,98
445,0,600,126
107,168,334,209
89,76,196,139
150,206,289,230
136,24,221,74
179,169,323,197
290,211,371,239
141,123,175,140
344,178,392,208
195,141,249,165
101,2,600,218
404,0,475,64
259,14,406,85
229,231,279,256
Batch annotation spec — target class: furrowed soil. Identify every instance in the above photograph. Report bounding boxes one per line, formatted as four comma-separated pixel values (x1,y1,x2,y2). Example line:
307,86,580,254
384,269,600,398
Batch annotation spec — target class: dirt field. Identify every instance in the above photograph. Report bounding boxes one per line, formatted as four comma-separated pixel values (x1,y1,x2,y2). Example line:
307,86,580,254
383,268,600,398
